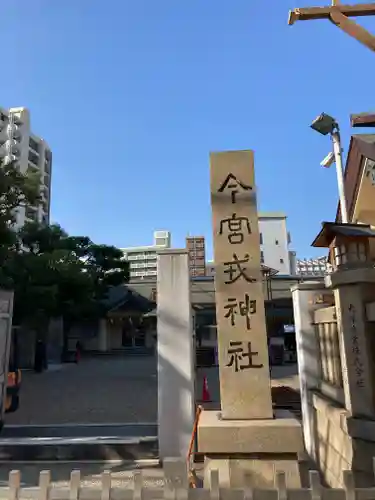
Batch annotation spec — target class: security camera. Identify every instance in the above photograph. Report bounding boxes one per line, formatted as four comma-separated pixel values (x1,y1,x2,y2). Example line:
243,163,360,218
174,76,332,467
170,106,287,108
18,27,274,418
320,151,335,168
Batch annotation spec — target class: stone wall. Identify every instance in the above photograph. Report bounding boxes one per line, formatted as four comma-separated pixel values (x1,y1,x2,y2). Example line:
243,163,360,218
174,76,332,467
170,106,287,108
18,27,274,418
313,391,375,487
313,392,352,487
292,280,375,488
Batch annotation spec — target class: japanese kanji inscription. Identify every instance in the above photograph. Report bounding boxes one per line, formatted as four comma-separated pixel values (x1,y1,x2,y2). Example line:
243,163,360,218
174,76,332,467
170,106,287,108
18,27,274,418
210,150,273,420
348,304,365,388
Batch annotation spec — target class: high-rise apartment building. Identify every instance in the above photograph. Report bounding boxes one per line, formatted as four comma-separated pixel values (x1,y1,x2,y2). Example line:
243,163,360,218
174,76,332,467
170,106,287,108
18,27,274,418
186,236,206,277
0,107,52,228
122,231,171,280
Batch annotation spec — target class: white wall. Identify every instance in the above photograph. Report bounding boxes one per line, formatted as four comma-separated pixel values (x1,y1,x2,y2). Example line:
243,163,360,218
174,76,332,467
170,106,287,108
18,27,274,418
259,215,291,275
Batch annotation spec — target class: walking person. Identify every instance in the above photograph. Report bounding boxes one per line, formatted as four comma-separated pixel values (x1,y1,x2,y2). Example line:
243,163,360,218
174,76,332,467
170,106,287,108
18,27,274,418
34,339,44,373
75,340,82,364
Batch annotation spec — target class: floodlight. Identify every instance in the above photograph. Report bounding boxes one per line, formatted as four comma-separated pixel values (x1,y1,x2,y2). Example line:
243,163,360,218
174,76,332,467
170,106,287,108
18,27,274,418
310,113,337,136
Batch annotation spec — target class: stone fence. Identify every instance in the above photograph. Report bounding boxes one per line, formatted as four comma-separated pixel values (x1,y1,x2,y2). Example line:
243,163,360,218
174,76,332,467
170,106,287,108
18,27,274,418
3,459,375,500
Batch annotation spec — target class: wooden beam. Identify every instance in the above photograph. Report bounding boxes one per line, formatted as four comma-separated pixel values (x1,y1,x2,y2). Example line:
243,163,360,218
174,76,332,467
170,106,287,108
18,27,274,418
351,113,375,128
329,7,375,51
288,3,375,25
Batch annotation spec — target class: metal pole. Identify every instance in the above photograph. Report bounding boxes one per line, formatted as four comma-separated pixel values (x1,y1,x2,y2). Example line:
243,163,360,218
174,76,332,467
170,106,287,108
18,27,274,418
331,130,349,223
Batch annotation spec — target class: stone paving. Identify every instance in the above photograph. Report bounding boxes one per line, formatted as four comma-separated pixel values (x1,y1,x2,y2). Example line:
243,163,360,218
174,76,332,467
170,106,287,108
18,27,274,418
6,357,158,426
5,356,299,426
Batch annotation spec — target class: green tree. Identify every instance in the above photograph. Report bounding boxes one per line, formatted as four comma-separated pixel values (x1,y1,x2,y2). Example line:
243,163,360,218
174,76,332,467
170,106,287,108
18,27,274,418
14,222,129,357
0,158,40,227
0,158,41,288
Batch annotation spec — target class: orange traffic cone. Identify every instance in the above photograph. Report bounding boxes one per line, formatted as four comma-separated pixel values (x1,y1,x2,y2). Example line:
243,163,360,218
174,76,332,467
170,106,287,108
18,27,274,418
202,375,211,402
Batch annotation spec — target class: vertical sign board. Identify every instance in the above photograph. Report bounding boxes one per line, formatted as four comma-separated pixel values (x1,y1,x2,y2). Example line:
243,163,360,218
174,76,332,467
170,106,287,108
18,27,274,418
210,150,273,420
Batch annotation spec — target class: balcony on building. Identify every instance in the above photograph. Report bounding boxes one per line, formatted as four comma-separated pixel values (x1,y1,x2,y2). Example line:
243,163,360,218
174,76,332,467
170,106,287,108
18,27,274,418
29,137,40,154
5,139,21,156
28,150,39,167
44,151,52,175
42,200,49,213
27,163,39,175
44,173,50,188
25,206,39,222
7,124,21,141
9,113,22,126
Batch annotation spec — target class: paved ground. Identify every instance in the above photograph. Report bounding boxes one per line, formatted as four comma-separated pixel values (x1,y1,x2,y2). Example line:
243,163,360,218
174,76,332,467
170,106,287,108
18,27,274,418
6,356,299,426
6,357,158,426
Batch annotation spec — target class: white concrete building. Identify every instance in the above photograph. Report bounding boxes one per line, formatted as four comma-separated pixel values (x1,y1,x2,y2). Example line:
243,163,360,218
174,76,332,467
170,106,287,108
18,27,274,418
122,231,171,280
296,256,329,276
259,212,292,275
0,107,52,228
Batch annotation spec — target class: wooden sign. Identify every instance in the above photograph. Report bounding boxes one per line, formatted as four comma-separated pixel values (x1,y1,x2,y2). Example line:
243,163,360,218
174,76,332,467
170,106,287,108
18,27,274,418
210,150,273,420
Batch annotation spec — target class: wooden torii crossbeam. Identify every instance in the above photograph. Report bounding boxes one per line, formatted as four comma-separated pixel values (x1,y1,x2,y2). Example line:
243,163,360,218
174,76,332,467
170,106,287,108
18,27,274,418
350,112,375,127
288,1,375,52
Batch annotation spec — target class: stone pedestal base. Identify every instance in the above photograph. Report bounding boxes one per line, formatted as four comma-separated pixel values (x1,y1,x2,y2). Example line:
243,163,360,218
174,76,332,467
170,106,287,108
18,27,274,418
198,409,304,488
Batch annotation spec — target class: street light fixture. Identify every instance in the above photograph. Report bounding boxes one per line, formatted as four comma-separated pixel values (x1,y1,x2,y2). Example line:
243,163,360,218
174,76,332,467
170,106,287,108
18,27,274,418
310,112,337,136
310,112,349,223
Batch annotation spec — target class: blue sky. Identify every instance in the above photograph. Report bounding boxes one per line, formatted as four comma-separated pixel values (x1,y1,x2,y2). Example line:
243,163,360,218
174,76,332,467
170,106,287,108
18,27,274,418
2,0,375,259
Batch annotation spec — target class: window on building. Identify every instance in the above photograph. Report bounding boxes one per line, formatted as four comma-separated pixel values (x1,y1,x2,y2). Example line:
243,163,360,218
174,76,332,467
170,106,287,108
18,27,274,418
260,251,264,264
275,239,279,245
280,258,284,264
260,233,263,245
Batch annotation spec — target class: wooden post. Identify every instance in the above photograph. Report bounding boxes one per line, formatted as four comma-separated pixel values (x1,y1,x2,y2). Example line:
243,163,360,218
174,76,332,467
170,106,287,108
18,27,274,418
288,2,375,53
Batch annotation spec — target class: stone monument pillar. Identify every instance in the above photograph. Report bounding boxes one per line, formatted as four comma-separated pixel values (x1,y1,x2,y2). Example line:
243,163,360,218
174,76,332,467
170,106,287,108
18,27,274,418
157,249,195,460
198,150,303,488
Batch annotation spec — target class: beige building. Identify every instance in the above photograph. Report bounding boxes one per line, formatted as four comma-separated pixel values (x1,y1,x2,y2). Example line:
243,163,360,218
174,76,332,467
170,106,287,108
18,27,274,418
0,107,52,228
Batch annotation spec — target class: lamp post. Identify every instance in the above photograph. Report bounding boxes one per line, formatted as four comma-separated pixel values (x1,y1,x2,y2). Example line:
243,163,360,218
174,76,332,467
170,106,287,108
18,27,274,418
310,112,349,224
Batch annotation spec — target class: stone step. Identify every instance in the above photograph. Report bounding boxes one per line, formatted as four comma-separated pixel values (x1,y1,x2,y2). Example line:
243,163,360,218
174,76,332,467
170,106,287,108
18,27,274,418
0,424,158,461
1,423,158,439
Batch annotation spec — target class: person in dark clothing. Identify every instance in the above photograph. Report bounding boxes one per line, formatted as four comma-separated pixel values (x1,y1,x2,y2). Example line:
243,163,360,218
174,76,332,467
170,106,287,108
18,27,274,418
75,341,82,363
42,340,47,370
34,340,44,373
